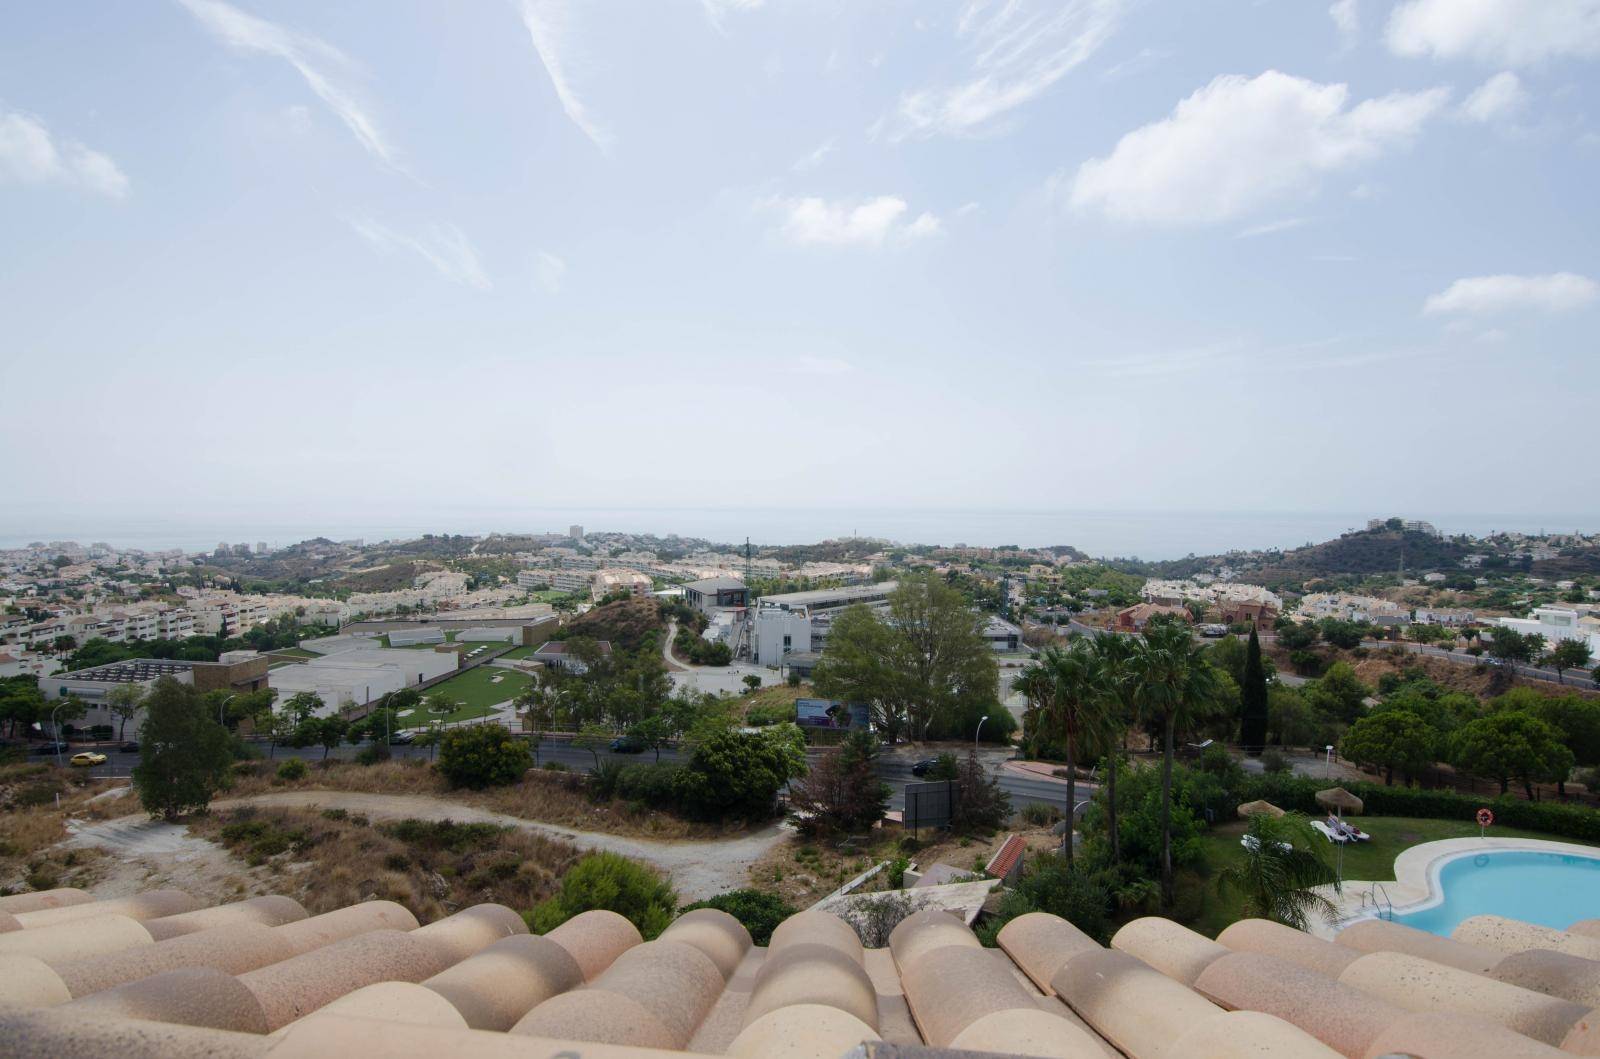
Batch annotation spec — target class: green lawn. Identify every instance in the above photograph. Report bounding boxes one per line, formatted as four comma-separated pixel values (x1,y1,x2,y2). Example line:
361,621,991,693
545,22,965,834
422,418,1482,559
1189,815,1600,937
420,666,531,723
498,645,537,660
271,647,317,659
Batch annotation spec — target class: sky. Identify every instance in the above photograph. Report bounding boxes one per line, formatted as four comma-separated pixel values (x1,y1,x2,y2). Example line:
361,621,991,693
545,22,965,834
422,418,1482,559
3,0,1599,541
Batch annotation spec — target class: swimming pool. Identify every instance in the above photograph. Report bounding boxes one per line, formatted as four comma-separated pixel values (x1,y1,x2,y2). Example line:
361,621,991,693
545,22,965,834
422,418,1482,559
1388,849,1600,936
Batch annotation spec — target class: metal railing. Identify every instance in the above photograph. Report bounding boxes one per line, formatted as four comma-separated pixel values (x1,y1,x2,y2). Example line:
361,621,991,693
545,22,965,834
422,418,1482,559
1359,883,1394,920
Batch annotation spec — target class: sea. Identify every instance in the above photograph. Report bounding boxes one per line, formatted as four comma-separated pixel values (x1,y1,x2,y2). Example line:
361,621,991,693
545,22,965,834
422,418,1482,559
1,508,1594,563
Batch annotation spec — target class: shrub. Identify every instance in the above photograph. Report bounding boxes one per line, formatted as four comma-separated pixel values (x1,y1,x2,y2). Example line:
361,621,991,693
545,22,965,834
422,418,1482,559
276,758,308,782
745,701,796,727
386,819,504,853
132,677,234,820
615,763,683,805
542,760,569,772
527,852,677,940
888,856,910,888
588,760,627,801
680,888,794,945
673,726,807,822
1260,749,1291,775
835,890,918,947
1020,802,1063,828
437,725,532,790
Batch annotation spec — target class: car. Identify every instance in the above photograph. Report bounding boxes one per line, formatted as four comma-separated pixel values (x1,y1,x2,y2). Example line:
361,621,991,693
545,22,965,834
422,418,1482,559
31,741,69,756
119,741,141,754
910,758,940,777
69,751,107,767
609,735,647,754
388,731,416,746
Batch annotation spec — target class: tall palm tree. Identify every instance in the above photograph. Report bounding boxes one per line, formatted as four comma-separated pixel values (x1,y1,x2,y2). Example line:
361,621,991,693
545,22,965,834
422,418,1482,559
1090,632,1140,865
1133,618,1221,906
1218,812,1338,930
1015,655,1061,815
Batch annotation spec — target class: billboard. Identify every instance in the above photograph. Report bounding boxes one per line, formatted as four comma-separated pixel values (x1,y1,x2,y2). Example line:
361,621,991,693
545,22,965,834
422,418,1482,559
795,697,870,730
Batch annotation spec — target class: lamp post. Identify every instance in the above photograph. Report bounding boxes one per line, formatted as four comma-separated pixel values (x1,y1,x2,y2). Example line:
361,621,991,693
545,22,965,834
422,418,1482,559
219,693,236,728
975,714,989,747
51,702,68,767
1324,744,1334,779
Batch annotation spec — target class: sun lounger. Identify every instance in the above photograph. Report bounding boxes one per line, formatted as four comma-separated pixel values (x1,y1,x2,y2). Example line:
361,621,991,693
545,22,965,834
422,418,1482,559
1310,820,1349,843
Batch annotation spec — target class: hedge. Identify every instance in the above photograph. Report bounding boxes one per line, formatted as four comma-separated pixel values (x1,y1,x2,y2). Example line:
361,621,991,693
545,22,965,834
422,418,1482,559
1231,773,1600,843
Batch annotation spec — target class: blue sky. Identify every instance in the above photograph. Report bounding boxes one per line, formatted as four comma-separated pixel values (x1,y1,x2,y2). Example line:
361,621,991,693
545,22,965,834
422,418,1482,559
3,0,1598,536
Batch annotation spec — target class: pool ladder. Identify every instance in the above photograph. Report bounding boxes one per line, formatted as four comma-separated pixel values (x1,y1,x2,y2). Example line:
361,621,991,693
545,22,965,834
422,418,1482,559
1360,884,1394,921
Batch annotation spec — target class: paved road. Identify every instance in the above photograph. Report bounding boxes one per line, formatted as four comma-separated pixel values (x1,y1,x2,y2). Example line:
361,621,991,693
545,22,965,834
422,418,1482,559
1356,639,1598,690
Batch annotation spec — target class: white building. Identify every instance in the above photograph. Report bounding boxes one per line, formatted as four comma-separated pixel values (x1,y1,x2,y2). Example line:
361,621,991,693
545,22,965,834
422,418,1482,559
1296,593,1409,625
271,646,459,712
1498,606,1600,655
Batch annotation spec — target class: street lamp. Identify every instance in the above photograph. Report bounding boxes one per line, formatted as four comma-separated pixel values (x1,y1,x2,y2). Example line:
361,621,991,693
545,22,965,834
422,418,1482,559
51,701,69,767
1324,744,1334,779
219,693,236,728
975,714,989,747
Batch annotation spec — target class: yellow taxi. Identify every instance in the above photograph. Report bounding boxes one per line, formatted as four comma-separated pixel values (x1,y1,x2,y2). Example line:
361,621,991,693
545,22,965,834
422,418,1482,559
69,751,108,767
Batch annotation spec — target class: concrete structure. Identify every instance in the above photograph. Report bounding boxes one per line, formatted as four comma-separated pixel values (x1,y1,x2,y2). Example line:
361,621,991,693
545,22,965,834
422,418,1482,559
387,628,446,647
269,648,458,711
982,616,1023,652
1498,605,1600,656
682,577,748,614
751,582,897,666
40,654,270,729
592,569,652,602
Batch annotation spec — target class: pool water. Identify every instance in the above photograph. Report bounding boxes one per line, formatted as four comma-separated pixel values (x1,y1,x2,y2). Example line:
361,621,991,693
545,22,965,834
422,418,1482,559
1389,850,1600,936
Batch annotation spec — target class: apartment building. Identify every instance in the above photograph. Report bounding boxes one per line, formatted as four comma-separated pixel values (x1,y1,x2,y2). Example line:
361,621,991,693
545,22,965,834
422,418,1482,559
592,569,652,601
1296,592,1409,625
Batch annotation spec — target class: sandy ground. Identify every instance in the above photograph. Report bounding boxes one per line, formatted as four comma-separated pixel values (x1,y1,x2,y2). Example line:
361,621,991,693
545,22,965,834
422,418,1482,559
62,793,273,900
194,790,788,901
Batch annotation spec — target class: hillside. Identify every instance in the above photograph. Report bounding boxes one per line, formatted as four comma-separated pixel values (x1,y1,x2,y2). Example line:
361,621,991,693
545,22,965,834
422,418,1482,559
564,597,666,652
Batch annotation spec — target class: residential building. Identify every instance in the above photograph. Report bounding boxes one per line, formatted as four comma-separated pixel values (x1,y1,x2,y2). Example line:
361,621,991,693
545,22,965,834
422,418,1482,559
1296,593,1408,625
1414,607,1476,626
1113,603,1190,632
592,569,652,601
1498,605,1600,655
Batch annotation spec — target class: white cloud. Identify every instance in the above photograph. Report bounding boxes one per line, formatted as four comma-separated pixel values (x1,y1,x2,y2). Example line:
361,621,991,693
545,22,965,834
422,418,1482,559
764,195,942,248
349,218,491,290
792,138,835,172
1423,272,1599,315
1461,71,1529,122
1330,0,1360,43
534,250,566,294
1236,217,1308,239
177,0,398,170
889,0,1126,140
701,0,763,34
1386,0,1600,66
517,0,612,151
1068,71,1448,225
0,106,128,198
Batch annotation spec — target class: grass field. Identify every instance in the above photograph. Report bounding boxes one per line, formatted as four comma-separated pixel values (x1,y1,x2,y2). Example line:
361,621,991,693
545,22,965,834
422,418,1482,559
420,666,532,724
499,645,538,660
1190,815,1600,937
270,647,317,659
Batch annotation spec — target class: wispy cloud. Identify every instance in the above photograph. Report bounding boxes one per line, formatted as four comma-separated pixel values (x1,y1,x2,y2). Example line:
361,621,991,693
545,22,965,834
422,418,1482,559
1387,0,1600,67
1101,46,1170,81
1423,272,1599,315
0,106,128,198
701,0,764,34
763,195,943,248
177,0,399,171
1236,217,1308,239
1460,71,1528,123
790,355,854,376
534,250,566,294
517,0,612,151
1329,0,1360,45
349,218,491,290
792,138,835,172
887,0,1127,140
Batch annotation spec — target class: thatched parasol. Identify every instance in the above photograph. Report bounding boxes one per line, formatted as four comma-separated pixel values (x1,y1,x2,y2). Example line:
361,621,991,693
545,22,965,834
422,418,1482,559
1237,800,1286,819
1315,787,1364,815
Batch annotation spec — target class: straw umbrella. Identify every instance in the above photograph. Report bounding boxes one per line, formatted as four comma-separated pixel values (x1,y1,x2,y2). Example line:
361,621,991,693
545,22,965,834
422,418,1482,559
1315,787,1364,816
1237,799,1286,819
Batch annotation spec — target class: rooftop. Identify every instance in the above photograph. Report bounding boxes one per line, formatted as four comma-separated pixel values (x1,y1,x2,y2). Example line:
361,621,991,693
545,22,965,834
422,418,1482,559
54,658,198,683
757,581,897,610
683,577,747,592
5,882,1597,1057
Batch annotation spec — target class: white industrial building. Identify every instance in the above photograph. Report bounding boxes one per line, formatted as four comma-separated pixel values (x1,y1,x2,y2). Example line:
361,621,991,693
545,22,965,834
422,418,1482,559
269,646,459,713
387,627,446,647
751,582,897,666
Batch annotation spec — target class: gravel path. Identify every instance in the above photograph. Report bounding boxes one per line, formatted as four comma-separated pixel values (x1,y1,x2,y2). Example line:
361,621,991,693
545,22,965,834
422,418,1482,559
206,790,787,901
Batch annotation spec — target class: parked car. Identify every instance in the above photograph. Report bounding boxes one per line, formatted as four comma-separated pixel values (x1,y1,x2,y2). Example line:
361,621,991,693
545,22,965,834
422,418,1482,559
69,751,107,767
31,741,69,756
609,735,647,754
910,758,940,777
389,731,416,746
119,741,141,753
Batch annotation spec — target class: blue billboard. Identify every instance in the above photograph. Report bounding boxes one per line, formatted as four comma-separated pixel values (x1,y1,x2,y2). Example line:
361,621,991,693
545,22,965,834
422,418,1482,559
795,697,870,730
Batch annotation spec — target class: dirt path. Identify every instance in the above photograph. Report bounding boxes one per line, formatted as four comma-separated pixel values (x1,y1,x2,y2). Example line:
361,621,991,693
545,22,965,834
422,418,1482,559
661,620,688,672
63,808,272,900
207,790,785,901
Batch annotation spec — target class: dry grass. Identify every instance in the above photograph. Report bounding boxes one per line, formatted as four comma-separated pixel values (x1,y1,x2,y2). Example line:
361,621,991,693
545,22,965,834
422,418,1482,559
224,758,730,840
188,805,580,923
750,825,1034,908
0,759,130,893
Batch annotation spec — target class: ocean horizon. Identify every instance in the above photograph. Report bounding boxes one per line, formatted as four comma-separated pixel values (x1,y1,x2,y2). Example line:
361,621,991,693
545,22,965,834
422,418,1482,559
2,507,1594,563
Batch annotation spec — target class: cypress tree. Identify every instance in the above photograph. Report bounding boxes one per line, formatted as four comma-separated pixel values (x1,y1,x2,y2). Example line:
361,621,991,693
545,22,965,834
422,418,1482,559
1240,627,1269,754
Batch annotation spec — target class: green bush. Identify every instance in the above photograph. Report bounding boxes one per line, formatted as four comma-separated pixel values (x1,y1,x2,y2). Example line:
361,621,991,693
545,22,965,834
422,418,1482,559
1259,749,1291,775
436,725,532,790
386,818,504,853
527,852,677,940
745,701,796,727
888,856,910,888
615,763,683,805
1020,802,1063,828
673,726,807,822
680,888,794,945
276,758,308,782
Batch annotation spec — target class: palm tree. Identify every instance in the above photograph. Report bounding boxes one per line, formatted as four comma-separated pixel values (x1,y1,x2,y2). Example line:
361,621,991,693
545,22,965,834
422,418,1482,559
1133,617,1221,906
1090,632,1140,865
1042,639,1111,866
1218,812,1338,930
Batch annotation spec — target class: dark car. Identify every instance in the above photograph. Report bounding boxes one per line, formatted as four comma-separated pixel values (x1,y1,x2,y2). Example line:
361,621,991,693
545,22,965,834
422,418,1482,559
610,735,647,754
119,741,141,754
31,741,69,756
910,758,940,777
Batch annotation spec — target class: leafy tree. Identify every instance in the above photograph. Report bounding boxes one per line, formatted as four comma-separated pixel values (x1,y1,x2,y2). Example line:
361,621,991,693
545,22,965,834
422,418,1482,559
1030,640,1114,863
1218,813,1337,930
741,674,762,693
105,682,145,741
527,852,677,940
679,889,794,946
1452,712,1574,797
1490,689,1600,793
265,712,297,759
1302,662,1370,725
436,724,533,789
1547,639,1594,685
1133,617,1223,907
788,729,890,836
1239,629,1269,754
1266,684,1318,747
953,748,1011,831
1487,628,1537,672
1275,622,1319,650
1340,710,1438,785
674,724,807,821
813,573,998,742
573,723,613,770
1318,619,1369,650
283,691,324,724
131,677,233,820
626,714,673,763
0,675,48,738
